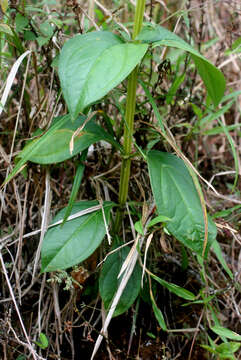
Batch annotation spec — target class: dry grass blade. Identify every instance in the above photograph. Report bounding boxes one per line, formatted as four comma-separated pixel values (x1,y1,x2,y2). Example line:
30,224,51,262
32,169,52,281
0,251,39,360
1,51,32,223
142,233,153,287
0,50,31,116
69,111,97,154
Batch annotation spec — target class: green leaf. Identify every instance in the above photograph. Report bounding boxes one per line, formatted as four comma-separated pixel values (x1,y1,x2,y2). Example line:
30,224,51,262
39,332,48,348
62,153,87,226
217,118,239,191
150,291,167,331
147,151,217,256
212,204,241,219
203,124,240,136
139,80,166,134
24,30,36,41
202,341,241,360
39,21,54,37
151,273,196,300
211,326,241,341
147,215,171,228
231,36,241,52
25,5,46,13
99,246,142,317
41,201,115,272
191,54,225,107
3,114,120,186
37,36,50,47
199,100,234,129
166,73,185,105
58,31,148,119
134,219,144,235
137,24,226,107
212,240,233,279
15,14,29,33
50,18,63,29
225,36,241,55
147,332,156,339
216,342,241,355
34,332,49,349
29,113,119,160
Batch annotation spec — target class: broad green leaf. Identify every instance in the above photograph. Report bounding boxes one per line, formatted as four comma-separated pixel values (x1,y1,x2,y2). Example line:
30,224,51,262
27,114,120,164
211,326,241,341
58,31,148,119
191,54,225,107
137,24,226,107
147,151,217,256
7,116,115,186
3,113,120,185
150,291,167,331
24,31,36,41
3,115,71,184
99,246,142,317
151,273,195,300
41,201,115,272
15,14,29,33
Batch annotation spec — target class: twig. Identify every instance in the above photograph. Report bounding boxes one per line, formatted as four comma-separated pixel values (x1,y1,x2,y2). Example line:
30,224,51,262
0,250,39,360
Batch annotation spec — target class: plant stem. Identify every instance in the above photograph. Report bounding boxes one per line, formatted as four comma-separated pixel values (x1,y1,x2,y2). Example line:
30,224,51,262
114,0,146,232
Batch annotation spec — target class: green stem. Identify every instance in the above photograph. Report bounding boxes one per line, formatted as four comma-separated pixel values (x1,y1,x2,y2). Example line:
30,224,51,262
133,0,146,40
114,0,146,232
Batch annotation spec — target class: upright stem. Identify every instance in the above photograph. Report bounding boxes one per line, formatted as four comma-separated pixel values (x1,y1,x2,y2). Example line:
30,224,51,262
114,0,146,232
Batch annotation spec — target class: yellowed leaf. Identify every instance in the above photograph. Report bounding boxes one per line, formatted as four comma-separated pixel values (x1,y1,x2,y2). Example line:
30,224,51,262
0,0,8,13
0,23,13,36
